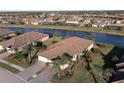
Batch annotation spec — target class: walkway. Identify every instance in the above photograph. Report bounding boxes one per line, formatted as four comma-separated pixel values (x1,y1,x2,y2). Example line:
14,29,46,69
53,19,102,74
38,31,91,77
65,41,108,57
0,59,25,71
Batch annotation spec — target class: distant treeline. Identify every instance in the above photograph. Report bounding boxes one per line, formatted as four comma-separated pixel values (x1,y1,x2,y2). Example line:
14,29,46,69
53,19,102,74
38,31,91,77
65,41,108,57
0,10,124,15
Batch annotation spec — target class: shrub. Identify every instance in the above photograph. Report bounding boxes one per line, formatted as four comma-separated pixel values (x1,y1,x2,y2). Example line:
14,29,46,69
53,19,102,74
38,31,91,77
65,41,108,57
112,55,119,62
15,52,24,59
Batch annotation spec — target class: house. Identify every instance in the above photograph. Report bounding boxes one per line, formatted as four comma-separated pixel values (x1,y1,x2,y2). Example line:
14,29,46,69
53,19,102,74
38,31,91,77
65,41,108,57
0,30,16,38
65,17,80,25
38,37,94,63
92,23,106,28
0,32,49,53
43,17,55,24
80,19,92,27
108,24,124,30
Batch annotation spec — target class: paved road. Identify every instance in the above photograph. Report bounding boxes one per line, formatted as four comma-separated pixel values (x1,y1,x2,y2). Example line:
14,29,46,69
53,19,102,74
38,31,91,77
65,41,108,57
29,66,54,83
0,67,26,83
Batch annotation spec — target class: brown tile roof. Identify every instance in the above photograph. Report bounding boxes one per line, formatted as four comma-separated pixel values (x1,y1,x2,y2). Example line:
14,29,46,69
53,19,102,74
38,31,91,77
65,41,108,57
38,37,93,60
0,30,16,36
0,32,49,49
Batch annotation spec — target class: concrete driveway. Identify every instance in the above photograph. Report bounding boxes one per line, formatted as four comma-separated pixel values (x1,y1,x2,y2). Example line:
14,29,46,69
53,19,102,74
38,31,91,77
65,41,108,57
0,52,12,59
29,66,54,83
17,62,46,81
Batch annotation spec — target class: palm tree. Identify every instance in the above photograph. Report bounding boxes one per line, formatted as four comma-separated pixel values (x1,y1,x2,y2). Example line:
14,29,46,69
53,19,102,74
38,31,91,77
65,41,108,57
68,60,74,75
82,49,98,83
51,59,61,78
30,41,44,64
22,43,33,63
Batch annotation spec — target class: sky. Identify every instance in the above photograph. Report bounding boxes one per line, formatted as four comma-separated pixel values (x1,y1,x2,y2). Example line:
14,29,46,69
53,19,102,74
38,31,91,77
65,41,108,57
0,0,124,11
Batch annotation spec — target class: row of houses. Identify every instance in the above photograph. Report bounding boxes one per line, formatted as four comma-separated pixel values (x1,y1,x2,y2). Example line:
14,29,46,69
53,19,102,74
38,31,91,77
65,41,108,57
0,30,94,64
1,13,124,28
0,31,49,53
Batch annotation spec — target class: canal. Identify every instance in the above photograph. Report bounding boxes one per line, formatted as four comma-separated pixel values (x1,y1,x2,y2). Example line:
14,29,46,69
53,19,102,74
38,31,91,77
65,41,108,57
0,27,124,47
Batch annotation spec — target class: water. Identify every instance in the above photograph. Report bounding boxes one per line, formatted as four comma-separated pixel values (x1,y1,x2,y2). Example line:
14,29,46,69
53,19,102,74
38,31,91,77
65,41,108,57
0,27,124,47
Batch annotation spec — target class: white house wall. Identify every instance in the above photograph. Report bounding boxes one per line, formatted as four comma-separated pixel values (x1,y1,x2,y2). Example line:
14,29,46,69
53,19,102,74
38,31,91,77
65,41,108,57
38,56,52,63
87,43,94,51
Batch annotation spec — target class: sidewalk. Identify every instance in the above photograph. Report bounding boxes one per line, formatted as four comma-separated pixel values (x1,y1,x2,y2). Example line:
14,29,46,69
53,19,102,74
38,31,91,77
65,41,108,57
0,59,25,71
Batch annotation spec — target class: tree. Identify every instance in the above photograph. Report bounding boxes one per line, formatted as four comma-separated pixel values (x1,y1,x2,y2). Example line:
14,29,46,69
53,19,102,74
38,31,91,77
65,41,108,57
61,53,74,75
102,68,114,82
112,55,119,62
22,43,33,63
51,59,61,78
81,49,98,83
30,41,44,64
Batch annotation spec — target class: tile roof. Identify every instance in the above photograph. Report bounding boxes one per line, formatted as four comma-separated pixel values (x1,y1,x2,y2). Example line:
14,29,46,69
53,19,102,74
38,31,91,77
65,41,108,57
0,32,49,49
0,30,16,36
38,37,93,60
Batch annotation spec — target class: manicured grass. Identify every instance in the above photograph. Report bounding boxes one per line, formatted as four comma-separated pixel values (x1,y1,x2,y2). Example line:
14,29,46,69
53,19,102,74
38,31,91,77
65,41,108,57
5,54,36,68
44,36,63,46
51,42,114,83
0,62,20,74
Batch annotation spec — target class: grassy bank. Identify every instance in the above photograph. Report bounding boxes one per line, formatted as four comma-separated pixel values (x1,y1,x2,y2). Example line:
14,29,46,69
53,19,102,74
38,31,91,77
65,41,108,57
0,24,124,36
0,62,20,74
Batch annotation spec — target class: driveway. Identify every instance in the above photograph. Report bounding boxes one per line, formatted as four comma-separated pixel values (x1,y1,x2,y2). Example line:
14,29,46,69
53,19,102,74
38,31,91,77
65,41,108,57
29,66,54,83
17,62,46,81
0,52,11,59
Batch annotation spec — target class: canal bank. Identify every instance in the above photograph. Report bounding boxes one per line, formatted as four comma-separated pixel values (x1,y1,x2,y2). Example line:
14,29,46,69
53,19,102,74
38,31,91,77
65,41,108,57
0,24,124,36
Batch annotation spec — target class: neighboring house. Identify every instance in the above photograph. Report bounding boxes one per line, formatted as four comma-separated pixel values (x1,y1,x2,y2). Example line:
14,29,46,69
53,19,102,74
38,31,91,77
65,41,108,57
43,17,55,24
0,32,49,53
80,19,92,27
38,37,94,63
92,23,106,28
0,30,16,38
108,24,124,30
65,18,80,25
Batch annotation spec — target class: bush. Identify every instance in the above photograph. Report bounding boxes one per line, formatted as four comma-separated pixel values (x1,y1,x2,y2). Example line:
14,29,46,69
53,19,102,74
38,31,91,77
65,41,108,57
112,55,119,62
92,48,100,54
96,43,106,48
52,40,58,44
15,52,24,59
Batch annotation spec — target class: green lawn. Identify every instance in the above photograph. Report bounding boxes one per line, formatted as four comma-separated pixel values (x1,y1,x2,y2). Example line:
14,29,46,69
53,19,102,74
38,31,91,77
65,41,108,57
0,62,20,74
44,36,63,46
